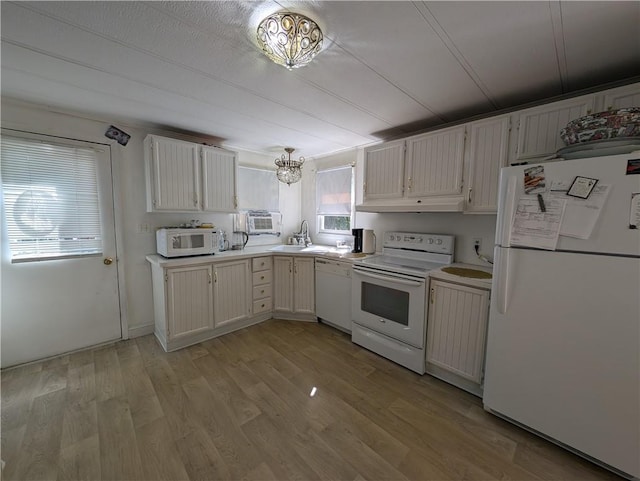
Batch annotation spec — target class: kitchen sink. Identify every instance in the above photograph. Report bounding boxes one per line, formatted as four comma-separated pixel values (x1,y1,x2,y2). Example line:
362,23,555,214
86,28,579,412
268,245,307,252
269,245,332,254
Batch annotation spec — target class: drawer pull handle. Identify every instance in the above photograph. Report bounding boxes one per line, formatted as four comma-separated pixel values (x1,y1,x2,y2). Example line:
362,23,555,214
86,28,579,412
260,275,265,280
261,304,265,308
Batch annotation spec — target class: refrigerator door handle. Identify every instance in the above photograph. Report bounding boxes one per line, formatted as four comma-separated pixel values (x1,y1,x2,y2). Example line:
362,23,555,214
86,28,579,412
497,175,519,247
494,247,511,314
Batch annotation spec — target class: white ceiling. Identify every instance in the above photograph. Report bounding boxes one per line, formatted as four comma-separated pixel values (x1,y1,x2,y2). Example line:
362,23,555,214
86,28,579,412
2,1,639,158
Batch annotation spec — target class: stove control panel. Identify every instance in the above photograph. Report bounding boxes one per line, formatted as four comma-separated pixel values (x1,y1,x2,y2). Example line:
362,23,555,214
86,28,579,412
383,232,454,255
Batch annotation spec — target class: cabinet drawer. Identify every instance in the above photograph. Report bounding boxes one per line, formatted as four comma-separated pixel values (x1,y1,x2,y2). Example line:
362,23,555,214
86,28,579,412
252,270,272,285
252,257,272,272
253,297,272,314
253,284,272,300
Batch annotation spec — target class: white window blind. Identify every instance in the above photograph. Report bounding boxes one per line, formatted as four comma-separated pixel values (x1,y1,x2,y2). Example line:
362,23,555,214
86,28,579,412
1,136,103,262
238,166,279,211
316,166,352,215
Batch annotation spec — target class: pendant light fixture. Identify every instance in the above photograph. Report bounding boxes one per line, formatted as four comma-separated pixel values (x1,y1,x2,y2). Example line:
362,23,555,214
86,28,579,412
275,147,305,185
257,12,323,70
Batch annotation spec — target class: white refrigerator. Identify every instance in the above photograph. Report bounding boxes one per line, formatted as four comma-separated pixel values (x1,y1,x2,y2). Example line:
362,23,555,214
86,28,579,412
483,152,640,478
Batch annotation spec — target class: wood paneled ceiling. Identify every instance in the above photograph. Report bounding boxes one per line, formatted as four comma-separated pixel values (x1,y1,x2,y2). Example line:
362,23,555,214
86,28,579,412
2,1,639,157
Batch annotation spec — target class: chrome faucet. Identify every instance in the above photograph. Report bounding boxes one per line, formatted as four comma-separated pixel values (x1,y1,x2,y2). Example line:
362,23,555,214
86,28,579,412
295,220,312,246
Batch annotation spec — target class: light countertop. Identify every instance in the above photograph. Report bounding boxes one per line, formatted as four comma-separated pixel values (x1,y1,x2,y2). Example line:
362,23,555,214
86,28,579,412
146,244,374,267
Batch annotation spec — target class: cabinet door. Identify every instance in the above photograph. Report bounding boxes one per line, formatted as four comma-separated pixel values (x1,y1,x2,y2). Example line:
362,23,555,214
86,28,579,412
406,126,465,197
363,140,405,200
201,146,238,212
600,83,640,111
515,95,594,162
465,116,510,213
166,265,213,340
426,280,489,383
214,260,251,328
293,257,315,315
146,135,200,211
273,256,294,313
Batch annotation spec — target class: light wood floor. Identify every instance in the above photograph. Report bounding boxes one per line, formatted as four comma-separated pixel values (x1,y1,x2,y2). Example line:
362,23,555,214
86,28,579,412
1,319,622,481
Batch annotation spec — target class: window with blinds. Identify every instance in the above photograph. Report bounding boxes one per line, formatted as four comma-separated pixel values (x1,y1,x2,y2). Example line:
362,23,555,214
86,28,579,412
316,165,354,234
238,166,279,211
1,135,103,262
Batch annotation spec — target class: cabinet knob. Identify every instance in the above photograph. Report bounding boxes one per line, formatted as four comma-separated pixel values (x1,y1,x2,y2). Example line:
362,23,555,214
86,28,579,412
260,275,265,280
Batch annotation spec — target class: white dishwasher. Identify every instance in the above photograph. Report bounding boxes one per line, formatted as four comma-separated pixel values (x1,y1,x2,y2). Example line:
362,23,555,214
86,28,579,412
315,258,352,333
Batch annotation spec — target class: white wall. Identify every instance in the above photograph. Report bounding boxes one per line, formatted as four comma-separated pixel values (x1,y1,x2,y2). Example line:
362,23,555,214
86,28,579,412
304,148,497,265
0,98,301,337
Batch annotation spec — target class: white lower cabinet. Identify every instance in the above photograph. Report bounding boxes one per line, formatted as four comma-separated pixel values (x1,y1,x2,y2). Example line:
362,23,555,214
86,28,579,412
426,279,490,396
213,259,251,329
149,256,270,352
273,256,315,320
166,265,214,340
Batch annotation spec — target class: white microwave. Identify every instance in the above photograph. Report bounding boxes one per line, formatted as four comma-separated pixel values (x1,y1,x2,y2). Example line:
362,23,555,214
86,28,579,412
156,228,217,258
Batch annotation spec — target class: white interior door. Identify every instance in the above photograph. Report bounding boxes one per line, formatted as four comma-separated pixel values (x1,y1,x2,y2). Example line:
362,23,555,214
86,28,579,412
1,131,122,367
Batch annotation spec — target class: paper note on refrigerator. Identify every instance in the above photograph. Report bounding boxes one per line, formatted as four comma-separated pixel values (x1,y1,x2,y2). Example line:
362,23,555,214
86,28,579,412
510,196,566,250
548,182,611,239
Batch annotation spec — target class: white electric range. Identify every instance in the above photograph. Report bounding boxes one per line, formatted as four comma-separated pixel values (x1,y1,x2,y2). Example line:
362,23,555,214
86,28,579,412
351,231,454,374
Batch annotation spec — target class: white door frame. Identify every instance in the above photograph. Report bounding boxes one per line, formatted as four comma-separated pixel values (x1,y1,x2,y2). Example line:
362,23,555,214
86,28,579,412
1,128,129,364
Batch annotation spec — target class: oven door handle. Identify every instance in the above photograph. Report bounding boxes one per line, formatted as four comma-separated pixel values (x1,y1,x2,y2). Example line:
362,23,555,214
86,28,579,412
353,268,424,287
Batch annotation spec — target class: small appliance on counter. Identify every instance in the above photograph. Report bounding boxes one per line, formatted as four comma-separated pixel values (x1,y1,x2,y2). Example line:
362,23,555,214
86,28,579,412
351,228,363,253
217,229,229,252
232,231,249,250
352,228,376,254
156,227,217,258
362,229,376,254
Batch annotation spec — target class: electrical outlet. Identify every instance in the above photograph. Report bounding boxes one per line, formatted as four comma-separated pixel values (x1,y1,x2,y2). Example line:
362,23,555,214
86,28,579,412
473,238,482,250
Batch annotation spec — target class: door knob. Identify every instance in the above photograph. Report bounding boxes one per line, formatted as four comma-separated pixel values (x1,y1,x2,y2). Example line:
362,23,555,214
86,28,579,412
103,257,114,265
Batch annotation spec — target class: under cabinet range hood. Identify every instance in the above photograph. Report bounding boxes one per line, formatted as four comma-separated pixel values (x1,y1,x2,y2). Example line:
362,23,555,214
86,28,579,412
356,196,465,213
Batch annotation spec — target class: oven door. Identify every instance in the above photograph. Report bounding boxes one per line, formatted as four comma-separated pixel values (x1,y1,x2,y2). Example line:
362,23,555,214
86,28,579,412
352,266,427,348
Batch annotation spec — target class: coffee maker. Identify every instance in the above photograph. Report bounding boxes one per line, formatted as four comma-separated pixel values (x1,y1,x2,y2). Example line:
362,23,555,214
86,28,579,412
352,228,363,253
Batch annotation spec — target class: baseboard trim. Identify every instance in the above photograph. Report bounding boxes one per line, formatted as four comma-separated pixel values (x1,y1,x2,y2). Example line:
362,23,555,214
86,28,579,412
128,323,154,339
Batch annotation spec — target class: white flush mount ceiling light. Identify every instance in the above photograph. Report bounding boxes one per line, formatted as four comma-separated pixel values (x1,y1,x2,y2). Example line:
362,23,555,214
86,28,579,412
256,12,323,69
275,147,305,185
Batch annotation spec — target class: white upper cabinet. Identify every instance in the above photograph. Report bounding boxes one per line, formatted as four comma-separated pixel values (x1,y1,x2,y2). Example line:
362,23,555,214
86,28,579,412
464,116,510,213
406,126,465,198
600,83,640,111
146,135,200,211
362,139,405,200
145,134,238,213
201,146,238,212
359,130,466,212
515,94,595,162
